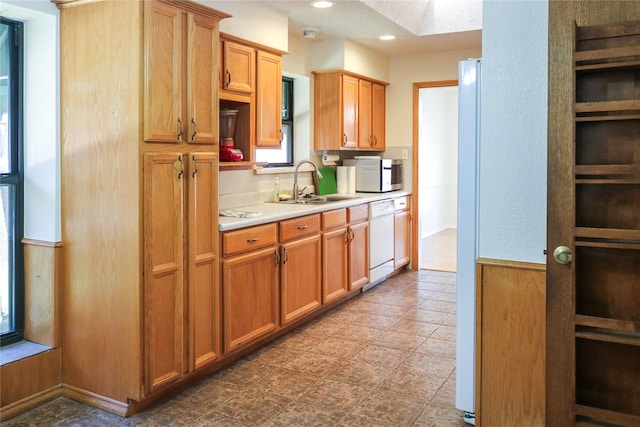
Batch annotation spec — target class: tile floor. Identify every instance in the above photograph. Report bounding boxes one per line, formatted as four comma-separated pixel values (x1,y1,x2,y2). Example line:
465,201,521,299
4,269,467,427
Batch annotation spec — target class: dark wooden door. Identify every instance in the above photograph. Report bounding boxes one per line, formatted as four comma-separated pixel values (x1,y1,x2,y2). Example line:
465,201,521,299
547,2,640,426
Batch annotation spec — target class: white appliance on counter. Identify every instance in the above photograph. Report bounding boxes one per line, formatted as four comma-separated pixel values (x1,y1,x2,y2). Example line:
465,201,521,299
456,58,481,425
364,199,396,291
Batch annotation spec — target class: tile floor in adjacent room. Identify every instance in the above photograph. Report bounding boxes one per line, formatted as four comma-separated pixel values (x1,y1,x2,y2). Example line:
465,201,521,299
4,269,467,427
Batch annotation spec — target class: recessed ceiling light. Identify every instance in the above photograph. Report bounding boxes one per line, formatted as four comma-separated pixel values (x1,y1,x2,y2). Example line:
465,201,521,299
311,1,334,8
379,35,396,41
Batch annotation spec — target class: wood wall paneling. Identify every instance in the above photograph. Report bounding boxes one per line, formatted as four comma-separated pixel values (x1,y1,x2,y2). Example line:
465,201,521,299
476,259,546,427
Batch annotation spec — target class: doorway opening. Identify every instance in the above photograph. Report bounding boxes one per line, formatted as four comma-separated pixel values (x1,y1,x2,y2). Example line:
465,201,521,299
413,82,459,272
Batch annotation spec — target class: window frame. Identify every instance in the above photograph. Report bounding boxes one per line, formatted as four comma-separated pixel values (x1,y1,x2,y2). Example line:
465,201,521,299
0,17,25,346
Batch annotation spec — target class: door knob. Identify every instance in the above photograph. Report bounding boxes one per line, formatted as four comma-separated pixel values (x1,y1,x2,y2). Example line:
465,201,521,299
553,246,572,264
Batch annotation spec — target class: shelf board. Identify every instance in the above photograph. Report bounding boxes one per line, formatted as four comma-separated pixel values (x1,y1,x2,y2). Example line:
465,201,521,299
574,45,640,65
575,404,640,426
219,161,253,171
575,165,640,177
575,239,640,250
575,227,640,241
575,100,640,115
576,113,640,122
576,326,640,346
576,59,640,71
576,315,640,334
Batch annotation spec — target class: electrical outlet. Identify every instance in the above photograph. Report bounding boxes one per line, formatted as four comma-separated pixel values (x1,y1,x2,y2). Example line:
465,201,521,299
401,149,409,159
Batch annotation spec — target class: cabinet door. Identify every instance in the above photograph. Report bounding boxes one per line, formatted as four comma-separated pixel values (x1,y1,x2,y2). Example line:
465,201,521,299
349,221,369,290
342,75,358,147
322,228,348,303
372,82,386,149
144,1,184,143
394,210,410,268
222,247,279,353
222,40,255,94
281,235,322,325
187,153,220,371
186,14,219,144
256,50,283,148
144,152,185,393
358,79,373,149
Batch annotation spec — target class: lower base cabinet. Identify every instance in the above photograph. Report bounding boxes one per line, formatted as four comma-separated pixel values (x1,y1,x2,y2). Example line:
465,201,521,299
221,224,279,353
280,215,322,326
348,205,369,290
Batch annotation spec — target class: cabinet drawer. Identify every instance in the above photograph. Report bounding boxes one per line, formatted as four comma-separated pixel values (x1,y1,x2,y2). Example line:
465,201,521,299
394,196,410,212
280,214,320,242
348,204,369,224
223,223,277,257
322,209,347,230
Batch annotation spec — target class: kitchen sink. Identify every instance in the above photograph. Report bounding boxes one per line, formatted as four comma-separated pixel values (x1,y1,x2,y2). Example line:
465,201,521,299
273,195,358,205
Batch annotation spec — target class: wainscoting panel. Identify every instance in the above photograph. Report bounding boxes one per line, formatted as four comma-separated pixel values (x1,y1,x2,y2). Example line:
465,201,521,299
475,258,546,427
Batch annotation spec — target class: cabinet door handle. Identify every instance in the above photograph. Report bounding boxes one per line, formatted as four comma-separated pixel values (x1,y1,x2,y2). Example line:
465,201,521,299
297,224,308,231
343,134,347,146
176,118,183,141
191,118,197,141
246,237,260,243
173,155,183,180
283,247,288,264
344,230,350,245
279,129,284,143
274,248,281,267
225,70,231,88
192,155,198,178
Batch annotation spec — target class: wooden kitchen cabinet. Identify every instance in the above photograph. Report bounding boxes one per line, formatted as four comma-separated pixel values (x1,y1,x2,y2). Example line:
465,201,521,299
256,50,283,148
280,215,322,326
220,40,255,95
144,1,220,144
56,0,227,413
221,224,279,354
394,196,410,269
219,35,285,169
347,204,369,290
321,209,349,303
144,152,220,392
313,70,388,151
358,80,386,150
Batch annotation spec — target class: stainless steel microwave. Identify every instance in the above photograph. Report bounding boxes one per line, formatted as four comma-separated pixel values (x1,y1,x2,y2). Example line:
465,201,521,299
343,157,403,193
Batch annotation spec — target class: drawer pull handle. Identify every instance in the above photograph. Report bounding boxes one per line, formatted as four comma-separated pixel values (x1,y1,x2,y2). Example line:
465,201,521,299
247,237,260,243
297,224,308,231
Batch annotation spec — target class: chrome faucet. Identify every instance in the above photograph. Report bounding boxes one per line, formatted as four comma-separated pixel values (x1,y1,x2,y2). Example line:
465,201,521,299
293,160,323,201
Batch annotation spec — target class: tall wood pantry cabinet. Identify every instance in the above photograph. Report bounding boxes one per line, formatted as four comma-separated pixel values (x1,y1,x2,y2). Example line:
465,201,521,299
55,0,228,415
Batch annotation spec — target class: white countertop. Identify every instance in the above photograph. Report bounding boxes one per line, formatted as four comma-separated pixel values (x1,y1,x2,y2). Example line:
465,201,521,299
219,190,410,231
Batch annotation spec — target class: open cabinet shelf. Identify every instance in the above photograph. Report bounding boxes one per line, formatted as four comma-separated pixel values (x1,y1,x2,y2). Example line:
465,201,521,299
571,19,640,426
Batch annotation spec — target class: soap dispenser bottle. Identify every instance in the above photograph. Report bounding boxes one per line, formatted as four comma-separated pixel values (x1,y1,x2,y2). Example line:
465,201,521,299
273,177,280,202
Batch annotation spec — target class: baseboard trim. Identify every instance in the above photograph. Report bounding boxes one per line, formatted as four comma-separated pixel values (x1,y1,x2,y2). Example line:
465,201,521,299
62,384,129,417
0,385,62,421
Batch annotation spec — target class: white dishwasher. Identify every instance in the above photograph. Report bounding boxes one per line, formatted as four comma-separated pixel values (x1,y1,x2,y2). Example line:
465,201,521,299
365,199,396,291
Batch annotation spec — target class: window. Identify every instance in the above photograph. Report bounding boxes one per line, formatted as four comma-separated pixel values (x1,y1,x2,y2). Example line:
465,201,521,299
0,17,24,346
255,76,294,166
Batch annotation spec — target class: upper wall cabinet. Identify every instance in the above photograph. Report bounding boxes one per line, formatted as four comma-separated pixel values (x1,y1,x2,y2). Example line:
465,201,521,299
218,34,285,169
144,2,220,144
256,50,283,148
313,70,388,152
221,40,255,96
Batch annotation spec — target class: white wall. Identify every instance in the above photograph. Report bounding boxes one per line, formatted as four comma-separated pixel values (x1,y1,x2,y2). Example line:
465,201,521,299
419,86,458,238
387,46,481,193
4,0,60,242
479,0,548,264
207,1,289,52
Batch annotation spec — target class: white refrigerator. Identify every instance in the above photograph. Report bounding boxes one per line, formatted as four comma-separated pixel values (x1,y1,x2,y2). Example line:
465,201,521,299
455,58,481,426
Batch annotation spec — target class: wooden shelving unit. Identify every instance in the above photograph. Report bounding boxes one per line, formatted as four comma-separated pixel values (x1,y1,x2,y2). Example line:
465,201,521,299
572,20,640,426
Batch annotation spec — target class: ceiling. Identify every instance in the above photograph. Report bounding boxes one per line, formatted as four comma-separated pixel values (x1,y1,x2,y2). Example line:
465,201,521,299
260,0,482,57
